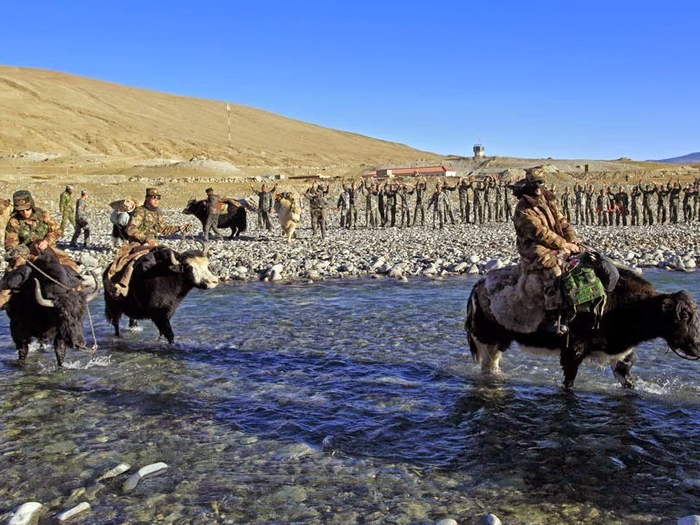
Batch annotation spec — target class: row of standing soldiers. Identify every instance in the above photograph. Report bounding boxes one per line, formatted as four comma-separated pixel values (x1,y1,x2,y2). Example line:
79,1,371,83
288,176,700,234
558,179,700,226
308,175,516,232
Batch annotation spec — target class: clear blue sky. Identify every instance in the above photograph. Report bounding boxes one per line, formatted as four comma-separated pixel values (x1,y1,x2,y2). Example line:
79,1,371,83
1,0,698,160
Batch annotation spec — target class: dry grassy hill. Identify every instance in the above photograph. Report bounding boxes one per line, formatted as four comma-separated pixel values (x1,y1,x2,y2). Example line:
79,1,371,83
0,65,439,169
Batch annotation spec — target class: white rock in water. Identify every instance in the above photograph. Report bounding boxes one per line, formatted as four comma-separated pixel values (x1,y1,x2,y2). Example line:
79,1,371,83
483,514,502,525
8,502,43,525
123,462,168,492
452,262,468,273
97,462,131,482
684,258,697,269
467,264,480,275
435,519,459,525
423,265,438,276
678,516,700,525
485,259,504,271
56,502,90,522
388,264,404,278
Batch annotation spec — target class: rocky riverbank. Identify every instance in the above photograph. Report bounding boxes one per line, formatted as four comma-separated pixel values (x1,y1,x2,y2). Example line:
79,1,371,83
6,209,700,282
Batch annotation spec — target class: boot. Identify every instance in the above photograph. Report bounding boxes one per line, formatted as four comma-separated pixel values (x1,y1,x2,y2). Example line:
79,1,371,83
542,309,568,336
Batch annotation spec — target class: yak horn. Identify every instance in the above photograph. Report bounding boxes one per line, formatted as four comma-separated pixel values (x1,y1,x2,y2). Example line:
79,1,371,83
34,279,54,308
168,250,180,267
194,239,207,254
84,271,101,303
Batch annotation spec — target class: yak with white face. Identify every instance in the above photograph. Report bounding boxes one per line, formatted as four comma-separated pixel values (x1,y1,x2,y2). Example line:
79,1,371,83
466,264,700,390
104,248,219,343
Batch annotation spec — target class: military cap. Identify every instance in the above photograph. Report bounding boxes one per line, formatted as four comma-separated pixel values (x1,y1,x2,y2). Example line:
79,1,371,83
12,190,33,211
525,166,545,184
145,187,162,197
205,187,214,194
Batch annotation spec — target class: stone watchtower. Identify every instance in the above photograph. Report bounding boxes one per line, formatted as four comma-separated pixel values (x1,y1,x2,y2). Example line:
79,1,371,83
473,144,484,159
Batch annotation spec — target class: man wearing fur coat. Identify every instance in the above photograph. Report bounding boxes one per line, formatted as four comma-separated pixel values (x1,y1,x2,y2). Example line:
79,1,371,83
513,166,583,334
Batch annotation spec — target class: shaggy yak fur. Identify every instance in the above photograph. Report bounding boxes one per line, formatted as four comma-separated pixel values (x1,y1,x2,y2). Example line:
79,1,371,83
466,264,700,390
3,249,98,367
103,248,219,343
274,192,302,242
182,198,247,239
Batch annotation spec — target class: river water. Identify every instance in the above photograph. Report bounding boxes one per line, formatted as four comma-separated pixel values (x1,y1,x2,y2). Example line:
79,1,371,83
0,270,698,524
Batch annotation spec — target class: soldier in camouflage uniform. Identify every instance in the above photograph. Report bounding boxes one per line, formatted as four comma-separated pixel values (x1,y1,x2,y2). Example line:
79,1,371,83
5,190,72,266
640,182,656,225
630,184,641,226
108,188,188,296
251,183,277,231
59,185,75,235
457,177,471,223
428,184,447,230
70,190,91,248
412,177,428,226
513,167,582,335
305,182,329,239
0,190,78,308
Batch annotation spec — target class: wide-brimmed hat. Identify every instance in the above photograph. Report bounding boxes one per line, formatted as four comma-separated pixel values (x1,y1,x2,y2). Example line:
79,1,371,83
110,198,135,212
145,187,162,197
12,190,33,211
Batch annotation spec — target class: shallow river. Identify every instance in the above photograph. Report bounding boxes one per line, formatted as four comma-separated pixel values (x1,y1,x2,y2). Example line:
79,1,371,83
0,270,699,524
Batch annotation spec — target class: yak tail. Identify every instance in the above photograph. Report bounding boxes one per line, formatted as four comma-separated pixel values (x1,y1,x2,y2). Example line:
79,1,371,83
465,284,480,362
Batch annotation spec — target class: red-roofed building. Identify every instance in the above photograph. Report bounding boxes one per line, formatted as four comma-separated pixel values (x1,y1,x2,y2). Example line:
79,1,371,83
364,165,458,179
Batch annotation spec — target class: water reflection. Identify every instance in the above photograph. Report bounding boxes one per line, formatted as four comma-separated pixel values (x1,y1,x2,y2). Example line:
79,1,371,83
451,379,700,515
0,273,698,523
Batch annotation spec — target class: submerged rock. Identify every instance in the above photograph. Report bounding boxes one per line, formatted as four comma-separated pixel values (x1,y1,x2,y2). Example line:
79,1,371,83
96,462,131,482
56,502,90,522
8,502,43,525
123,462,169,492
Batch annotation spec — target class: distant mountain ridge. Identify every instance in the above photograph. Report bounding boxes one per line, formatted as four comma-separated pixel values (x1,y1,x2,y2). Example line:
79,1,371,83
654,152,700,164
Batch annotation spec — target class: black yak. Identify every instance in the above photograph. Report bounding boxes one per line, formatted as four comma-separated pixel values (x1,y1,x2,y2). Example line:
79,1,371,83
466,264,700,390
103,247,219,343
182,198,247,239
2,249,99,367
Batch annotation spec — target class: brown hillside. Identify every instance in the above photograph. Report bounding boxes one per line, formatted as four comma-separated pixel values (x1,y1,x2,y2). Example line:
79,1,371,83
0,65,439,168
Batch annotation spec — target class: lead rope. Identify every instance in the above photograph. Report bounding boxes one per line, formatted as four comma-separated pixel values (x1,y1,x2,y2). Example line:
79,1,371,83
23,258,98,352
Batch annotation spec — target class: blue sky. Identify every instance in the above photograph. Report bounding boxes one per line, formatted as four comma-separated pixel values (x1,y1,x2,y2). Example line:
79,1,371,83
1,0,698,160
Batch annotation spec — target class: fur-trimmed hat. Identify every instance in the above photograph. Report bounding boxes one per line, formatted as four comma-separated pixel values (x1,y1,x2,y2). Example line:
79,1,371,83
525,166,545,184
12,190,34,211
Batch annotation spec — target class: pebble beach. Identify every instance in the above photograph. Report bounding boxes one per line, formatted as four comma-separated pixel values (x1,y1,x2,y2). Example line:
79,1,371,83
23,208,700,282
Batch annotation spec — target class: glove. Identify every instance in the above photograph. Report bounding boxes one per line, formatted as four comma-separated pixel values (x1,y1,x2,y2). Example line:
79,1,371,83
5,245,30,261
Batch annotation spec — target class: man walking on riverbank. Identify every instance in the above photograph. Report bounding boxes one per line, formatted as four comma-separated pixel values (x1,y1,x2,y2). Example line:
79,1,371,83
59,185,75,235
69,190,90,248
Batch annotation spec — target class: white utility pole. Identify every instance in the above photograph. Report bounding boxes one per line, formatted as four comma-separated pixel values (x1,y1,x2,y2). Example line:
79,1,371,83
227,102,232,151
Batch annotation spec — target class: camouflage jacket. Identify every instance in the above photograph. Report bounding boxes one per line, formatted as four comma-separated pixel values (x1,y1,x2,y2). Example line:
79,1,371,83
75,197,89,223
5,208,61,250
59,191,73,214
513,191,578,271
126,205,180,243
